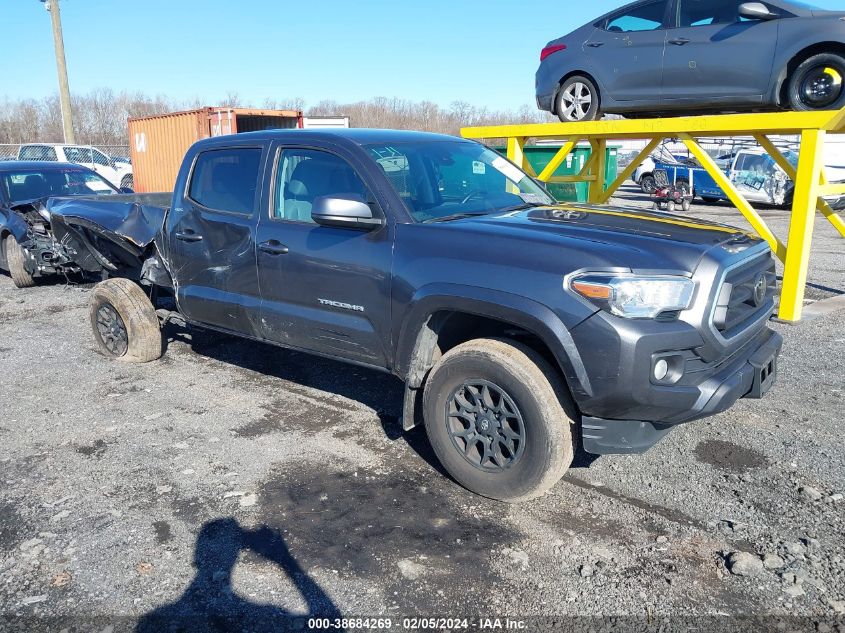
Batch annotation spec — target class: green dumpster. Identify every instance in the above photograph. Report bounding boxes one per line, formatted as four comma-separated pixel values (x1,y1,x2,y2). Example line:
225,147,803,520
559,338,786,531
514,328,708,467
495,144,619,203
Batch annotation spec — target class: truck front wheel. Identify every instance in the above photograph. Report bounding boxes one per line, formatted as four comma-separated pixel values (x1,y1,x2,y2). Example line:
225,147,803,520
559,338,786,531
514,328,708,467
89,278,162,363
5,235,36,288
422,338,574,502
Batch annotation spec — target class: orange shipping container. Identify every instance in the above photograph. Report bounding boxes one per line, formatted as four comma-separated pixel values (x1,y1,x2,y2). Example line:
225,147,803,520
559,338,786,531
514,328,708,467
128,108,303,193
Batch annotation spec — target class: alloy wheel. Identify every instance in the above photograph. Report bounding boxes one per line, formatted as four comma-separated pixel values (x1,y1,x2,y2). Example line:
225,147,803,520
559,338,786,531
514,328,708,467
445,380,526,472
95,304,128,356
561,82,593,121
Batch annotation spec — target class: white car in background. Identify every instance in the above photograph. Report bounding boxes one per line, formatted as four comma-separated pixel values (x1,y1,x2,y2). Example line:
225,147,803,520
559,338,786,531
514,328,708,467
17,144,133,190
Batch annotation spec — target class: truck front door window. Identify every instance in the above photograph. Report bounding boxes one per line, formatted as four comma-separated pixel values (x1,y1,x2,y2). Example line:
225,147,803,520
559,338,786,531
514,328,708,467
366,142,554,223
188,148,262,215
274,149,370,223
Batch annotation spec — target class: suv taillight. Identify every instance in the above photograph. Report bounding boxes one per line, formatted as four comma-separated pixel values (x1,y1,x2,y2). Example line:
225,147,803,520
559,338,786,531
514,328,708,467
540,44,567,62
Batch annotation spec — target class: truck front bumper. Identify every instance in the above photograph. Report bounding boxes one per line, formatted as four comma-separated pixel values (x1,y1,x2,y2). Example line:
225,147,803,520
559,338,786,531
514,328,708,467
568,312,782,455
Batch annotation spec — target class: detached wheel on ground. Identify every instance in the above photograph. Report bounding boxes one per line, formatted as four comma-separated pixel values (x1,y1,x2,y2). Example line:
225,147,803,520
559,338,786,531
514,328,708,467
788,53,845,111
639,174,657,194
676,180,693,213
555,75,600,122
4,235,36,288
89,278,162,363
422,337,575,502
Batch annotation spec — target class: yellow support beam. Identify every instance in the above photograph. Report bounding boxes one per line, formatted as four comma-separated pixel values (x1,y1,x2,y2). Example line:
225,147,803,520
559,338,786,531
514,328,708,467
537,138,579,181
588,139,607,203
680,134,787,262
463,108,843,142
598,137,663,204
780,129,826,322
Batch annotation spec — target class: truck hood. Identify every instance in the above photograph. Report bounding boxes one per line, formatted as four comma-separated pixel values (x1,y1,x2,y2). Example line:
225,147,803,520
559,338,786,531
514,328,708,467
438,203,763,270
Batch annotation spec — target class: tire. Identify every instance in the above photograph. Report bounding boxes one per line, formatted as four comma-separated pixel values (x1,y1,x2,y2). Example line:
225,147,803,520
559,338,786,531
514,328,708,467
89,278,162,363
787,53,845,112
4,235,36,288
422,337,575,502
120,174,134,190
681,198,691,213
667,200,676,213
555,75,600,122
640,174,657,194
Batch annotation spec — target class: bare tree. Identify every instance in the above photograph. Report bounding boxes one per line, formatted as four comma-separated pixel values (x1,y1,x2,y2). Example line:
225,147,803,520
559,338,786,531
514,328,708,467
0,89,549,146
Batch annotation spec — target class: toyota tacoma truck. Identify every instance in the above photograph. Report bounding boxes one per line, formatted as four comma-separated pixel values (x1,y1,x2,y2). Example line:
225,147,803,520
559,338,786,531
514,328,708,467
47,129,782,502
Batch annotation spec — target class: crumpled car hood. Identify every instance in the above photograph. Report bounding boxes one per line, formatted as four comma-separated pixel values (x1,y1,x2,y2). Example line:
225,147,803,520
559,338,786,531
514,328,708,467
47,193,171,250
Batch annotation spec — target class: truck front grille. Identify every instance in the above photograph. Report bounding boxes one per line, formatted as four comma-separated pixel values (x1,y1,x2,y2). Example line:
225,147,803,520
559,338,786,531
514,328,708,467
712,252,777,340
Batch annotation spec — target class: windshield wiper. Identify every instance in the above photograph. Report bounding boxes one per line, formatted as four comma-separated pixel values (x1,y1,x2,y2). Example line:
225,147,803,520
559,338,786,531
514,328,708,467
499,202,547,212
423,211,491,224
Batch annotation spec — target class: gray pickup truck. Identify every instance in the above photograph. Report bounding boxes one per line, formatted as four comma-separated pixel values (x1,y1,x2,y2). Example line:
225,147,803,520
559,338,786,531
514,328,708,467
46,129,782,501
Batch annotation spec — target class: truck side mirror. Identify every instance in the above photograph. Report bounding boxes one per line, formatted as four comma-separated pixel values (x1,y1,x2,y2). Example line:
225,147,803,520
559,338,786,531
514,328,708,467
738,2,779,20
311,194,384,230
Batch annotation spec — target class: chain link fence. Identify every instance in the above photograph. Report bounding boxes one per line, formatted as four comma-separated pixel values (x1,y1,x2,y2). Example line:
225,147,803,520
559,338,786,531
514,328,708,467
0,143,133,189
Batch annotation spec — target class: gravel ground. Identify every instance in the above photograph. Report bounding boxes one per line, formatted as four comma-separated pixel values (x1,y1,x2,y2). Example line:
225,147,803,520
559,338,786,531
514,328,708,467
1,189,843,631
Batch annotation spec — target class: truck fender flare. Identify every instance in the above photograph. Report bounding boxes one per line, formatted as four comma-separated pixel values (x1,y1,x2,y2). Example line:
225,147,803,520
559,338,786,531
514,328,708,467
395,284,592,430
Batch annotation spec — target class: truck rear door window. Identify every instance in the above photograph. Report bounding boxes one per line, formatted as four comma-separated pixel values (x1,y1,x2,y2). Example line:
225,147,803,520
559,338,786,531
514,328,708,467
188,148,262,215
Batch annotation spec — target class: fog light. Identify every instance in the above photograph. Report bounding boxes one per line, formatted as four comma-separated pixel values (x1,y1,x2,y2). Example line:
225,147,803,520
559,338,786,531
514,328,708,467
654,359,669,381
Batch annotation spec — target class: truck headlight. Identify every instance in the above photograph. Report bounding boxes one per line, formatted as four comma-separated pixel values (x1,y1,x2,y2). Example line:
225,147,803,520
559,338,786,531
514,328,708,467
569,274,696,319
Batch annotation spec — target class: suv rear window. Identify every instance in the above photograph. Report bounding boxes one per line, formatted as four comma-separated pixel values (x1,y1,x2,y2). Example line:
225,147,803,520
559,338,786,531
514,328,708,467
188,148,262,215
19,146,58,161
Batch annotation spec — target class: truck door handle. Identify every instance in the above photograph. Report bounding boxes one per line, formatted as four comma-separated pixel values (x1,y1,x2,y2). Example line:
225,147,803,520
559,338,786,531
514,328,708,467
258,240,289,255
586,42,604,48
175,230,203,243
669,38,691,46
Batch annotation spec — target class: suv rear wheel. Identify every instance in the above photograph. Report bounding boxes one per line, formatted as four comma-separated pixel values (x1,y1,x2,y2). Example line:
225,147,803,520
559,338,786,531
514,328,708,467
555,75,600,122
89,278,162,363
4,235,36,288
788,53,845,111
639,174,657,194
423,337,574,502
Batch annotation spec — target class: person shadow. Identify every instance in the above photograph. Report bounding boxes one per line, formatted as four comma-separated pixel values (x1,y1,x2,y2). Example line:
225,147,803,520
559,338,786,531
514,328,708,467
136,518,342,633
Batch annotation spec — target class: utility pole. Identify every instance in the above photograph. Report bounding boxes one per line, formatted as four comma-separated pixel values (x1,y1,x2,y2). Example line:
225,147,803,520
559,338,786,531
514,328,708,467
42,0,75,143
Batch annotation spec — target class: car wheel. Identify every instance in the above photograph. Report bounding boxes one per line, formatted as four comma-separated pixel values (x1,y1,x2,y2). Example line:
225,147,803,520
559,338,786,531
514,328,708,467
89,278,162,363
120,174,134,190
788,54,845,111
4,235,36,288
555,75,600,122
667,200,676,213
640,174,657,194
422,337,575,502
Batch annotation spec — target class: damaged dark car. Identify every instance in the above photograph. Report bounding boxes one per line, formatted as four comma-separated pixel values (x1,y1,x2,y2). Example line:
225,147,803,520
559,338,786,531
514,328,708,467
0,161,130,288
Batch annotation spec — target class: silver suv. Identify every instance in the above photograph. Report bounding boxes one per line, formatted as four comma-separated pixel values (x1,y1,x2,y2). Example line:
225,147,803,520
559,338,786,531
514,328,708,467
536,0,845,121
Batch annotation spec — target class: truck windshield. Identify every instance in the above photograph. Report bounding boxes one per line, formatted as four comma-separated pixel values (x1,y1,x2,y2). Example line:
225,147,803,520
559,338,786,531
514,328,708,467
366,141,555,223
1,168,118,204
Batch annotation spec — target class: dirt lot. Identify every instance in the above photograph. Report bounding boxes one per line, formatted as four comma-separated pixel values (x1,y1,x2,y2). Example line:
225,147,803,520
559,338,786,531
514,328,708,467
1,188,843,631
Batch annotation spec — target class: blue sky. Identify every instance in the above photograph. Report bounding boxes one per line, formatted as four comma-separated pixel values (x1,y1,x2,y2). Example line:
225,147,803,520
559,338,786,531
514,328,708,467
2,0,844,111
